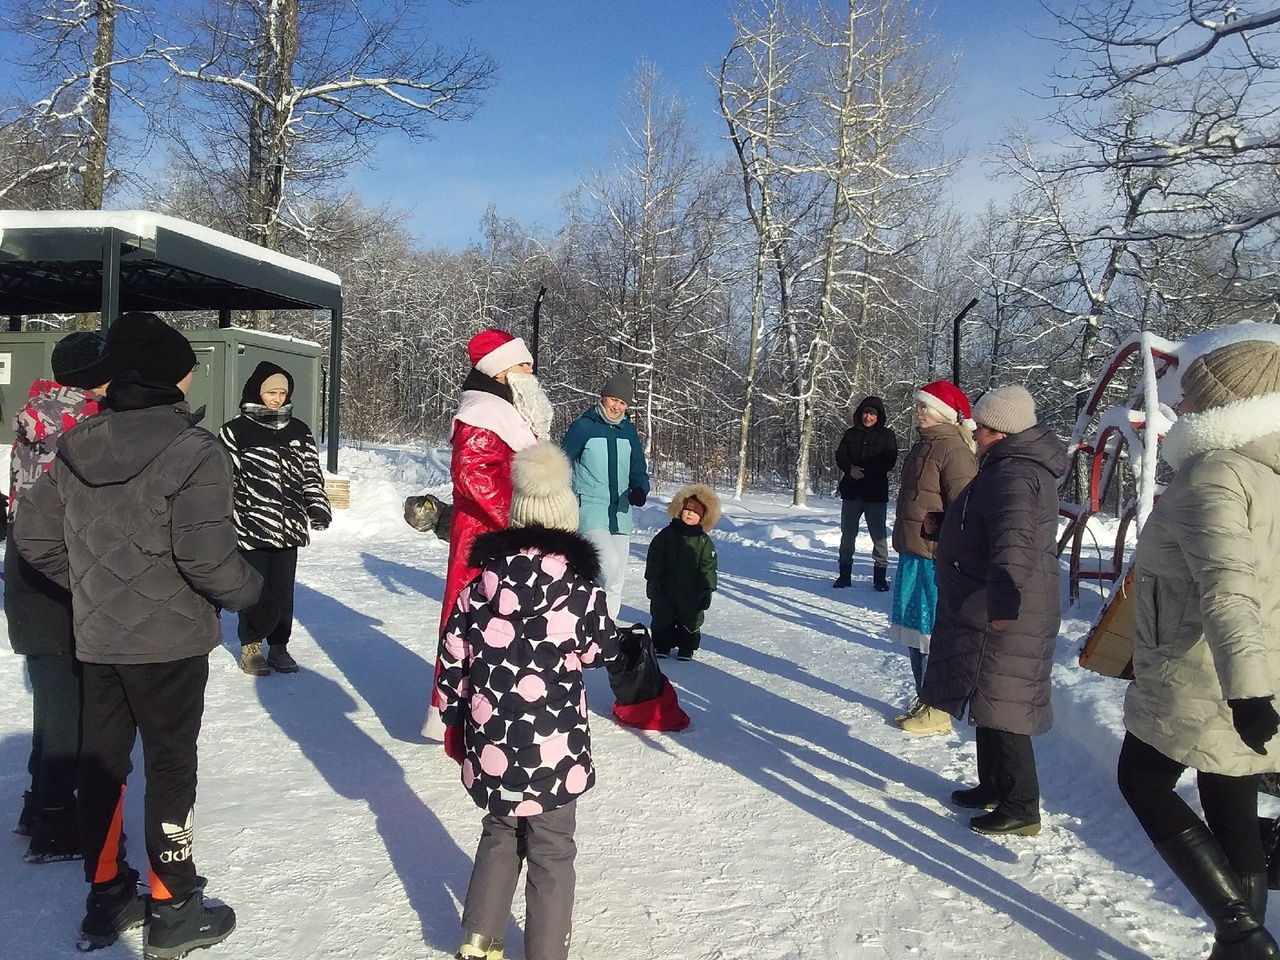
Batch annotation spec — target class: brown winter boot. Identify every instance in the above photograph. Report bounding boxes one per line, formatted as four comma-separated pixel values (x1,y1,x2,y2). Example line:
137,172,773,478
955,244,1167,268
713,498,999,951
239,642,270,676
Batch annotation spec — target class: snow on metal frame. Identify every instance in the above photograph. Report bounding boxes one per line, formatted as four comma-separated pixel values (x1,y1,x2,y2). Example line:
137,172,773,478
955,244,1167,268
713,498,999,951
0,209,342,288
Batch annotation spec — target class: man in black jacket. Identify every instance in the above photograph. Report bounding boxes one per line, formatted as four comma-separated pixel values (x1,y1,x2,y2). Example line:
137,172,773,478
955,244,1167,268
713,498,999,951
833,396,898,590
17,313,274,956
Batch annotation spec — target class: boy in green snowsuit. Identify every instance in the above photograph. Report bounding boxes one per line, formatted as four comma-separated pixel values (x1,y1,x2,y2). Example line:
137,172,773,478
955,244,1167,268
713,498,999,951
645,483,720,661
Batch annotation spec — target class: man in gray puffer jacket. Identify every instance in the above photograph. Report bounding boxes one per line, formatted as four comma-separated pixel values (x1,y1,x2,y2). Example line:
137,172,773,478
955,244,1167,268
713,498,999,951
921,384,1067,838
16,312,271,956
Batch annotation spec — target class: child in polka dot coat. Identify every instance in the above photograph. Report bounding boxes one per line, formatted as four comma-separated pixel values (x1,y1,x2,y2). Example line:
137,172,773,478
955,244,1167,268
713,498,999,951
437,441,619,960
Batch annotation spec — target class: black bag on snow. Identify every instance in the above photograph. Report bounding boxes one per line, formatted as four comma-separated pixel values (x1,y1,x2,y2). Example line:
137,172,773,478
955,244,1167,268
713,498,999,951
607,623,666,706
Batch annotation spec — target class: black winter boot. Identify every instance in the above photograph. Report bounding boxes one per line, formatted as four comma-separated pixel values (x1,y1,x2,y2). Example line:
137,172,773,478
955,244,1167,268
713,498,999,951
1241,872,1269,926
145,893,236,960
832,565,852,588
873,567,890,592
25,802,81,863
77,867,145,952
677,627,700,661
14,789,36,836
1155,824,1280,960
652,626,675,659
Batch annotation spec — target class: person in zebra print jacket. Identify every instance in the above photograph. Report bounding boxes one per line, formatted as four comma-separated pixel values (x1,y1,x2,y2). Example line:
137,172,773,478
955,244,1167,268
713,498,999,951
218,361,331,676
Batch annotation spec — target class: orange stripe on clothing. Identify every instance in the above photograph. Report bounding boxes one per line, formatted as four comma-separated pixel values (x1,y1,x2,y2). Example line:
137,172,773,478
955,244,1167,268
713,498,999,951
93,787,127,884
150,868,173,902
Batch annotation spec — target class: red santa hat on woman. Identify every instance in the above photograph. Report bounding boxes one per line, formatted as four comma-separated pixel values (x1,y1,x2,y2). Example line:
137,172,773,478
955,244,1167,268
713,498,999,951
467,328,534,378
916,380,976,431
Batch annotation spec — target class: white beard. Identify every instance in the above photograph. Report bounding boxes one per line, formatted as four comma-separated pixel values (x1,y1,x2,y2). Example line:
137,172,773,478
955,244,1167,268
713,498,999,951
507,371,554,439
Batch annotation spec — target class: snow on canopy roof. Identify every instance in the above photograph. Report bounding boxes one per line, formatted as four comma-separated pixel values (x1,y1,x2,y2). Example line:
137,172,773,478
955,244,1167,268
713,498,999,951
0,210,340,287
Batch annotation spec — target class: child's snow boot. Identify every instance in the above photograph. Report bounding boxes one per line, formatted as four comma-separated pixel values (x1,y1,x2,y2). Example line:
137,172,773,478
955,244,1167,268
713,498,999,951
676,626,700,661
652,625,675,659
77,867,145,952
24,802,81,863
144,892,236,960
456,931,504,959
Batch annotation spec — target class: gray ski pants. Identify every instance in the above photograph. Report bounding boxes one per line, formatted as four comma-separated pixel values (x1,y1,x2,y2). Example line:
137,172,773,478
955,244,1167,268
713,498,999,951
461,800,577,960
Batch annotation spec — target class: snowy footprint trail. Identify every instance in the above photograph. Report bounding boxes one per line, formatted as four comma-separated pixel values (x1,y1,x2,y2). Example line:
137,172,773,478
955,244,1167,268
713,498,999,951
0,446,1240,958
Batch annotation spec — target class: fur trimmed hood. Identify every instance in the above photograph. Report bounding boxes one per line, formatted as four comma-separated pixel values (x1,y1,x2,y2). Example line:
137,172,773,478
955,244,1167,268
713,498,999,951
467,526,602,583
666,483,722,532
1162,393,1280,472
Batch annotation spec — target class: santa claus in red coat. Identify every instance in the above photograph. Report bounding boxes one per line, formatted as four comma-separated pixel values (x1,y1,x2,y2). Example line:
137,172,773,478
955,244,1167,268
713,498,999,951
422,328,555,740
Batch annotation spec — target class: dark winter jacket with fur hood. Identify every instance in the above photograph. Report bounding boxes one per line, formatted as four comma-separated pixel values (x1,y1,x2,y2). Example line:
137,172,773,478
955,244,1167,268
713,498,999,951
645,483,721,631
218,361,331,550
437,526,619,817
921,423,1068,736
835,396,898,502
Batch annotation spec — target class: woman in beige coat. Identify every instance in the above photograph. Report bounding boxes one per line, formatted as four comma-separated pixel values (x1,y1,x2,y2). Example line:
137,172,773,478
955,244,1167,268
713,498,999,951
1118,340,1280,960
890,381,977,736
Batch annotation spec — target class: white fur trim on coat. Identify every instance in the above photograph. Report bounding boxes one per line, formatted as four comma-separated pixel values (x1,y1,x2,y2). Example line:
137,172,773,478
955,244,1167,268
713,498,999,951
453,390,539,453
1162,393,1280,470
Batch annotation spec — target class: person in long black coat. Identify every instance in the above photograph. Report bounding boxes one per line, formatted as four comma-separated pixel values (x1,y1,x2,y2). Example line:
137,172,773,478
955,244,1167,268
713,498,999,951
833,395,897,590
921,385,1067,837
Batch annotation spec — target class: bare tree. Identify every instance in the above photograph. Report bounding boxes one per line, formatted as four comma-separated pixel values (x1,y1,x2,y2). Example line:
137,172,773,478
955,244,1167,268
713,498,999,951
565,61,736,478
718,0,811,497
1047,0,1280,241
3,0,157,209
158,0,496,251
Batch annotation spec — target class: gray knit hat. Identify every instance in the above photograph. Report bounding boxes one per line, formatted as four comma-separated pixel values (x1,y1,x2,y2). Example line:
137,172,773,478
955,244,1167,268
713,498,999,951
509,442,580,532
600,370,634,405
973,385,1037,435
1181,340,1280,412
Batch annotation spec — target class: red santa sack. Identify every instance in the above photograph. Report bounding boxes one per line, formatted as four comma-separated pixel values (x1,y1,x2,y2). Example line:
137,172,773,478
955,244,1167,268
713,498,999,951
608,624,690,732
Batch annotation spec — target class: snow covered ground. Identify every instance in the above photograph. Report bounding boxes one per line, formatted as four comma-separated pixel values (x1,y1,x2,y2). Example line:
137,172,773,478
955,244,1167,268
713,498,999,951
0,440,1265,959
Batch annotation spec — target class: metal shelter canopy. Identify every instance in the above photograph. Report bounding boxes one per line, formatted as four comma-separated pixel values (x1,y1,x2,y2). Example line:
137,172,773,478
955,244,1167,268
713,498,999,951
0,210,343,472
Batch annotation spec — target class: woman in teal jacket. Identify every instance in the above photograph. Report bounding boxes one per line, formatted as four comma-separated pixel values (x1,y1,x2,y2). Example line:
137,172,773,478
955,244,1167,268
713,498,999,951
561,371,650,618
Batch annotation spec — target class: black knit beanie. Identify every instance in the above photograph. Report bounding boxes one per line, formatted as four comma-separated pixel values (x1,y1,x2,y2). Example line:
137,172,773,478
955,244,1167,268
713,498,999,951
106,312,197,386
51,331,113,389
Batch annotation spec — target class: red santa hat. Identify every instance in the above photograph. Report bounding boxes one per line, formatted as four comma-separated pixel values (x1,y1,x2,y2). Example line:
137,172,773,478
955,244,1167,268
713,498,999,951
916,380,975,430
467,328,534,378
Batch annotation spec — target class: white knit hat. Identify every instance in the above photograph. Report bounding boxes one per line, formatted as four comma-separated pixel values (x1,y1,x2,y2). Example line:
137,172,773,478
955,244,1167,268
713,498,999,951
973,385,1037,435
508,442,580,532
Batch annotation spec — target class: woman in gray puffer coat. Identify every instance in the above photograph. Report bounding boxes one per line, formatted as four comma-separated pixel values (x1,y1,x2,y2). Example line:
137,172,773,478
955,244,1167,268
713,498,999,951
921,385,1067,838
1117,340,1280,960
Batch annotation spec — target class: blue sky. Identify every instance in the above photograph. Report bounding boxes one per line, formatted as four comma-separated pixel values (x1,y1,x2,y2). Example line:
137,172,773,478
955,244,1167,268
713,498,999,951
0,0,1066,251
352,0,1066,250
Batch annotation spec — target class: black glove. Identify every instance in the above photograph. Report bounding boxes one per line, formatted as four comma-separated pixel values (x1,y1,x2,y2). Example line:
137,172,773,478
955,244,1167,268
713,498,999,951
628,488,647,507
1229,697,1280,756
698,592,711,611
243,594,281,644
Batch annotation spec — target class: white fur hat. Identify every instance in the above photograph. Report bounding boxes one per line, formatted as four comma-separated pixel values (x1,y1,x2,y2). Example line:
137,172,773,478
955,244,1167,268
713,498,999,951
509,442,580,532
